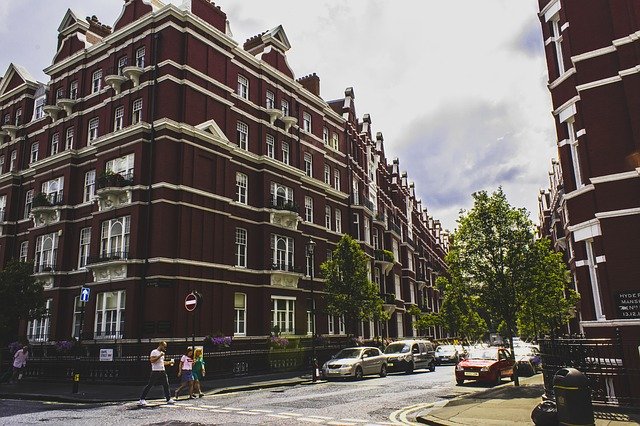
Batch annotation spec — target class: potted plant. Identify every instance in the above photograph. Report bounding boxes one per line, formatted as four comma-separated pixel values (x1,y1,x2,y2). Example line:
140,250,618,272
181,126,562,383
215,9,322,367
32,192,52,208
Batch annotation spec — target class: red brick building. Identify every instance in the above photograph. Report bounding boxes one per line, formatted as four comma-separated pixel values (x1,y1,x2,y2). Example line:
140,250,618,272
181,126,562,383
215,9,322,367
537,0,640,344
0,0,448,347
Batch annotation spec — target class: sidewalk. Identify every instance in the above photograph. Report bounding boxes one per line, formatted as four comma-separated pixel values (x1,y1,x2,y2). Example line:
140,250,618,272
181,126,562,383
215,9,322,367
417,375,640,426
0,371,310,404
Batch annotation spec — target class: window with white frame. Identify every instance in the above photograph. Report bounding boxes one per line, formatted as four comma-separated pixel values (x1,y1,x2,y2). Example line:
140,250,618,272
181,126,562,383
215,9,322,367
9,150,16,172
34,97,45,120
585,239,605,320
303,112,312,132
409,282,415,303
352,179,359,204
408,254,414,271
132,99,143,124
271,234,294,269
304,196,313,222
323,127,329,145
236,172,247,204
136,47,146,68
237,75,248,99
42,177,63,204
328,315,335,335
114,107,124,131
281,99,289,116
100,216,130,258
78,227,91,268
35,232,58,271
266,90,275,109
72,296,83,339
92,69,102,93
69,80,78,100
325,205,332,230
566,119,583,189
272,297,295,334
334,170,340,191
396,312,404,338
88,117,99,142
84,170,95,203
106,153,134,176
27,299,51,341
332,133,339,150
266,134,275,158
234,293,246,336
270,182,293,207
117,56,128,75
65,127,74,150
339,315,345,335
19,241,28,262
394,274,402,300
15,108,22,126
549,13,564,76
0,195,5,222
304,153,312,177
95,290,125,339
373,229,379,249
353,213,360,240
306,299,315,335
364,217,370,244
50,133,59,156
24,189,33,219
282,141,290,165
237,121,248,149
392,240,399,262
324,164,331,184
335,209,342,234
56,87,64,101
374,267,381,290
30,142,39,163
235,228,247,267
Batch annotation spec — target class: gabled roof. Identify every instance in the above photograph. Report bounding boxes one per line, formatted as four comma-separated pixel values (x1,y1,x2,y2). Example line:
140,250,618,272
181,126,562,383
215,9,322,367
262,25,291,52
0,63,38,97
57,9,89,34
195,119,230,143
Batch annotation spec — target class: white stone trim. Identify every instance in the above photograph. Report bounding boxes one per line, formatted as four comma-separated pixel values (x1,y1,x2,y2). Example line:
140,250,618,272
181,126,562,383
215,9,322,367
563,184,594,200
581,319,640,327
558,103,577,123
568,219,601,242
595,255,606,264
576,75,622,92
612,30,640,47
619,65,640,78
576,129,586,137
553,95,580,118
590,170,639,184
541,0,561,22
575,260,588,267
571,46,617,63
549,67,576,90
557,138,569,148
595,207,640,219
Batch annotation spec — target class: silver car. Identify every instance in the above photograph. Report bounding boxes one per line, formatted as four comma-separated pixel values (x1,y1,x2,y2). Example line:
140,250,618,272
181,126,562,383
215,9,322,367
322,347,388,380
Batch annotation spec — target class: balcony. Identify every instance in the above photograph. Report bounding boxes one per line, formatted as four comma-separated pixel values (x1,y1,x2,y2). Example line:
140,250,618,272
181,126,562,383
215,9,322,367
388,221,401,236
2,124,18,140
374,211,386,225
282,115,297,132
374,249,394,275
269,262,303,288
56,98,76,115
105,74,128,94
96,171,134,211
87,251,129,283
33,262,56,289
362,198,375,212
381,293,396,314
415,273,428,290
268,200,300,231
122,65,144,87
31,193,63,227
266,108,283,125
43,105,63,121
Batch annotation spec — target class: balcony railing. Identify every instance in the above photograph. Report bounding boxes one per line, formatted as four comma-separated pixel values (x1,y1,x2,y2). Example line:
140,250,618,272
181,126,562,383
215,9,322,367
34,262,56,273
94,331,124,340
362,198,375,212
374,249,394,263
388,221,401,236
88,250,129,264
270,262,302,273
97,171,134,189
268,200,299,213
32,192,64,208
374,212,386,223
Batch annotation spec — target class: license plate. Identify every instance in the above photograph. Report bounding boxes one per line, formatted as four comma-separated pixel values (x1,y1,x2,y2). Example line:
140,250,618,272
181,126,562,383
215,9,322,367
465,372,479,377
387,363,394,367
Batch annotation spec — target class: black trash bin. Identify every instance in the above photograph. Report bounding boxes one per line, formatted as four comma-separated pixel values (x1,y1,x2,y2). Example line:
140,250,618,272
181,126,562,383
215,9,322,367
553,368,594,426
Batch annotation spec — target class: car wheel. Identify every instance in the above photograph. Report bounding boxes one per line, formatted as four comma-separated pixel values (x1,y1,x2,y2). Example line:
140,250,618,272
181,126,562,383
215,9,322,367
405,361,415,374
354,367,363,380
494,373,502,386
456,378,464,385
379,364,387,378
429,361,436,372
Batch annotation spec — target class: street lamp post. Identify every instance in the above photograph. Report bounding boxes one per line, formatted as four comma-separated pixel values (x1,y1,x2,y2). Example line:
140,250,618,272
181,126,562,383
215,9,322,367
306,238,317,382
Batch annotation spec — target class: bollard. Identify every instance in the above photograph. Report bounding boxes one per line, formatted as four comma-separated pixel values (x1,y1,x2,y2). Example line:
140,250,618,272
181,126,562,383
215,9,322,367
72,373,80,394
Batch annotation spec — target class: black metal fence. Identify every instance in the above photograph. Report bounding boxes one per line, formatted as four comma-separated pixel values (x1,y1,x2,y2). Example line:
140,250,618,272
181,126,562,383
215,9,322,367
1,336,351,385
539,330,640,407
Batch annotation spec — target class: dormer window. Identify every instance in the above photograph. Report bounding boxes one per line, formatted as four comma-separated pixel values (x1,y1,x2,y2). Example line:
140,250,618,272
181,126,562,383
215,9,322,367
92,70,102,93
237,75,248,99
136,47,146,68
117,57,128,76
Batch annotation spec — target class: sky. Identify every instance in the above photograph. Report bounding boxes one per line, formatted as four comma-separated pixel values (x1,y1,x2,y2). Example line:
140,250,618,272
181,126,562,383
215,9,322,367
0,0,557,232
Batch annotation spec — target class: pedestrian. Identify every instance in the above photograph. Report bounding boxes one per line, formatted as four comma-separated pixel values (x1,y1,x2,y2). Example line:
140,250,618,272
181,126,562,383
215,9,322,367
174,347,195,400
192,347,206,398
138,341,176,406
10,345,29,383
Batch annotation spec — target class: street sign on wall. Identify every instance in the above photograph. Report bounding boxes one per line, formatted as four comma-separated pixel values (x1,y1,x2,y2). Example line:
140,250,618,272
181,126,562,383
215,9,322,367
616,292,640,319
80,287,90,303
185,292,198,312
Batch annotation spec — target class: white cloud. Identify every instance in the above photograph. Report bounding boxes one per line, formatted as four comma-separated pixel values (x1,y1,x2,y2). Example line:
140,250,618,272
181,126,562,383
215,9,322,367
0,0,555,231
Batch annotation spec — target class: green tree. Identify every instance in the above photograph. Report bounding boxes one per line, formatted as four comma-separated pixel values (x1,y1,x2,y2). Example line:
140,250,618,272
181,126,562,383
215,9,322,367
321,235,386,335
0,260,46,349
435,273,487,343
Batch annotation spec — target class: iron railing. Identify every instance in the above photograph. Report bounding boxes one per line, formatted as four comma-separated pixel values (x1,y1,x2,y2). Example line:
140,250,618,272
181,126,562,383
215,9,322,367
97,171,134,189
33,262,57,273
270,262,302,273
268,200,299,213
88,250,129,264
388,221,401,236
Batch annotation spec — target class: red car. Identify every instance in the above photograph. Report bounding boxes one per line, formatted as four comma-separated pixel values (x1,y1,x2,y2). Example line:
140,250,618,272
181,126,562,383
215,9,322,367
455,347,515,386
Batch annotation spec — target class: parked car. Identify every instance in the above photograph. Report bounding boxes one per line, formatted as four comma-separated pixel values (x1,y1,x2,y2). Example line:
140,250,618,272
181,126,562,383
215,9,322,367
383,340,436,373
455,347,515,386
322,347,387,380
435,344,465,364
513,345,542,376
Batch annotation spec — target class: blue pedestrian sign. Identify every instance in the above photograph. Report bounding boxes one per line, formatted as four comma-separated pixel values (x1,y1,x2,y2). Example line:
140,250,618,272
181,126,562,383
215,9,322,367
80,287,90,303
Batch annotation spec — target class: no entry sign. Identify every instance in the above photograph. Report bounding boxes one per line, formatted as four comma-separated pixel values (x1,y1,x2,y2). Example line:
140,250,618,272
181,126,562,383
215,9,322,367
185,292,199,312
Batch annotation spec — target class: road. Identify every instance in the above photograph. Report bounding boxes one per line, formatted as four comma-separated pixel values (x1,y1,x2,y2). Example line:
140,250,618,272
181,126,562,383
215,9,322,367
0,365,498,425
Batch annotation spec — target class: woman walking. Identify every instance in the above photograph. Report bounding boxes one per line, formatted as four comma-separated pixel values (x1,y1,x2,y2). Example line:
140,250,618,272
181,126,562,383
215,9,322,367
174,347,194,400
192,348,206,398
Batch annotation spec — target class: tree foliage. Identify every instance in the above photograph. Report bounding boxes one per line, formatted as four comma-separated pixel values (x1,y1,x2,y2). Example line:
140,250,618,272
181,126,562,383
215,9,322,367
0,260,46,345
321,235,387,334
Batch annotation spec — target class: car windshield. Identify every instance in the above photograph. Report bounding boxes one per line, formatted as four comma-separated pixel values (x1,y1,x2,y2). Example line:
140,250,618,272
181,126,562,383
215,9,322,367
436,345,455,354
384,343,410,354
514,347,536,356
467,349,498,360
334,349,362,359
